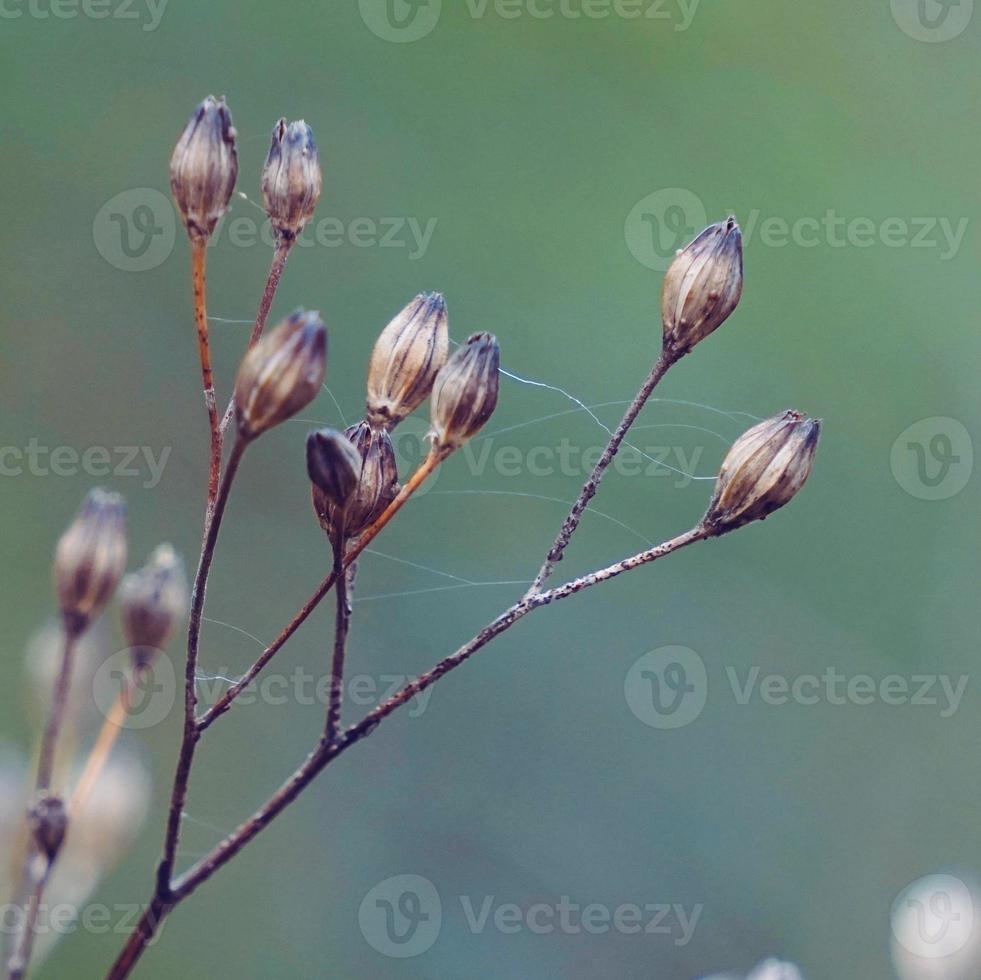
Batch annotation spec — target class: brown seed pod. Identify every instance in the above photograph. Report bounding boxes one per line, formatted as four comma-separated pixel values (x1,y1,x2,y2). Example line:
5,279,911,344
307,429,364,537
326,422,399,538
261,118,322,242
53,488,127,629
366,293,449,430
119,544,188,670
429,332,500,452
661,216,743,359
234,309,327,441
169,96,238,242
702,410,821,535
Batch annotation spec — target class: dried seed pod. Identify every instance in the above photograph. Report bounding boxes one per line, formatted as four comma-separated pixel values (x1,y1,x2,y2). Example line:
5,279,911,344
169,95,238,242
661,216,743,359
53,488,127,629
261,118,322,242
234,309,327,440
331,422,399,538
119,544,188,670
307,428,363,526
429,333,500,452
366,293,449,429
28,793,67,862
702,410,820,535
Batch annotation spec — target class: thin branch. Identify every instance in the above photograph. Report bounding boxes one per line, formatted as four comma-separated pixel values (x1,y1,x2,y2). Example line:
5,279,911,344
219,239,294,436
5,622,80,980
526,350,675,596
68,674,134,818
34,624,80,793
6,860,52,980
325,526,352,743
155,437,247,896
103,525,709,976
190,240,223,521
186,528,708,888
197,449,447,730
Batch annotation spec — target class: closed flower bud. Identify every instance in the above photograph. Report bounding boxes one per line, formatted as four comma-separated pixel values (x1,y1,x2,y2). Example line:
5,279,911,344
326,422,399,538
170,95,238,242
307,428,363,522
28,793,67,862
119,545,188,670
234,309,327,440
702,410,820,535
661,216,743,359
430,333,500,452
366,293,449,429
261,118,323,242
54,488,127,629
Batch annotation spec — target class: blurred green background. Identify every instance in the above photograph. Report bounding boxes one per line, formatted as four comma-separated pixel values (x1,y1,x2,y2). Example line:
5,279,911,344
2,1,979,977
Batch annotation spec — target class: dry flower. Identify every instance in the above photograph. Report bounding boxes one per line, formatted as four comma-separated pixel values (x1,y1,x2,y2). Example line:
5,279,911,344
53,488,127,630
28,794,67,862
261,118,322,242
119,545,188,670
366,293,449,429
661,216,743,359
702,410,820,535
169,95,238,242
307,429,362,527
333,422,399,538
234,309,327,440
429,332,500,452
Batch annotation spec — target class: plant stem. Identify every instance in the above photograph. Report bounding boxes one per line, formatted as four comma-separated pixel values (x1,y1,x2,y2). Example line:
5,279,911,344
339,525,710,745
5,621,81,980
196,450,445,730
103,897,169,980
102,526,708,977
34,623,80,793
526,350,675,596
68,674,134,818
219,239,293,436
155,437,247,897
325,525,351,743
6,861,52,980
190,240,223,522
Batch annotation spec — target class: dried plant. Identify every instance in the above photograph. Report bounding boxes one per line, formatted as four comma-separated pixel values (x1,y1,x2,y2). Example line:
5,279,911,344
2,95,822,980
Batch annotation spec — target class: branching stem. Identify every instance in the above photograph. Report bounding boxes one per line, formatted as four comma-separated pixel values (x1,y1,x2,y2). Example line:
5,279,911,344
103,525,710,977
219,239,293,436
156,437,247,898
526,349,675,595
5,622,80,980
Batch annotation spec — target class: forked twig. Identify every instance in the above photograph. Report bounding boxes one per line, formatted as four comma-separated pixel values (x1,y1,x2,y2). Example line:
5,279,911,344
106,526,710,975
526,350,674,595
